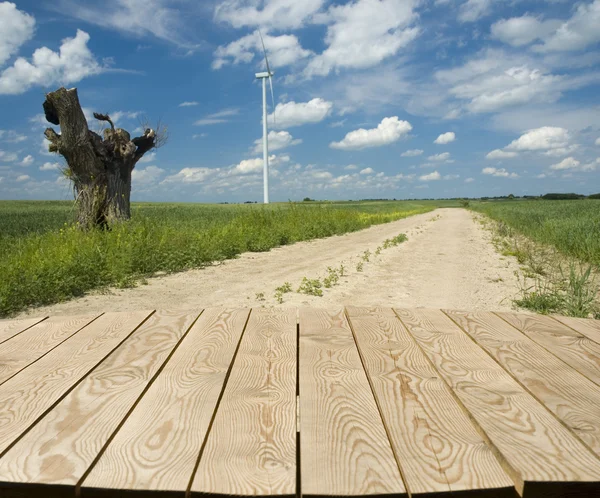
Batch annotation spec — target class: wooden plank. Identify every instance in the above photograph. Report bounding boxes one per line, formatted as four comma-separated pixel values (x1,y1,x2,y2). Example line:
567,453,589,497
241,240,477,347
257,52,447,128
0,316,47,345
299,307,406,498
552,315,600,345
396,308,600,497
0,309,198,494
82,308,248,496
0,311,154,457
497,312,600,386
190,308,296,497
447,309,600,458
0,314,100,385
346,306,514,497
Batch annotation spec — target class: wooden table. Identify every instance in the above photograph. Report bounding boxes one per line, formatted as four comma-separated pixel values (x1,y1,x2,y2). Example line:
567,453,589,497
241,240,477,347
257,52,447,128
1,307,599,497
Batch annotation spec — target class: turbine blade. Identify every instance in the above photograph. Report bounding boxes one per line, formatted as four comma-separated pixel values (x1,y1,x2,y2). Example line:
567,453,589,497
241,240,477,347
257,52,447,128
257,29,271,75
268,75,276,127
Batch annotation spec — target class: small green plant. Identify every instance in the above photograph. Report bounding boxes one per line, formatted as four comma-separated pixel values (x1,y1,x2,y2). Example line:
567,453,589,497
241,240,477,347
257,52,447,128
375,246,382,256
323,267,340,288
274,282,293,304
255,292,265,301
362,250,371,262
339,264,346,277
460,199,470,208
383,238,392,249
356,262,364,272
391,233,408,245
297,277,323,296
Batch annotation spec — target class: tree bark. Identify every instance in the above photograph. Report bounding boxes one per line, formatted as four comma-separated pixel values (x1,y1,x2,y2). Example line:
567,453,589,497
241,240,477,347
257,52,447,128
43,87,156,228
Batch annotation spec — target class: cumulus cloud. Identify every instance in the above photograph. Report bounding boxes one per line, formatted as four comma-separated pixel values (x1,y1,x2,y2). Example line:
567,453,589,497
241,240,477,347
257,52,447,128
360,167,374,175
434,132,456,145
132,165,165,183
549,157,580,171
214,0,326,30
0,2,35,66
39,161,60,171
20,154,34,166
505,126,570,151
0,30,104,95
486,149,518,160
419,171,441,181
427,152,450,161
0,129,27,143
401,149,423,157
16,174,30,182
595,138,600,146
465,177,475,183
162,167,217,184
344,164,358,170
304,0,419,77
482,167,518,178
0,149,18,162
458,0,492,23
213,30,311,69
330,116,412,151
233,154,290,174
491,15,561,47
269,98,332,129
253,130,301,154
534,0,600,52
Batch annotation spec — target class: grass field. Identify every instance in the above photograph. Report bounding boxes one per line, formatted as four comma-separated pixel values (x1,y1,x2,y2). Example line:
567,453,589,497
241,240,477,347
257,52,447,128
471,199,600,318
0,199,456,317
470,200,600,266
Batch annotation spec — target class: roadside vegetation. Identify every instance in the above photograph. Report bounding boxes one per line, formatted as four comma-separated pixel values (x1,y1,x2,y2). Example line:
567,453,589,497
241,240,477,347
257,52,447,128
0,200,443,317
471,200,600,318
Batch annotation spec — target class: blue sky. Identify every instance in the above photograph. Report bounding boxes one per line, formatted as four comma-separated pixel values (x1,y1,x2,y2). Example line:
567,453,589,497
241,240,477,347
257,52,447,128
0,0,599,202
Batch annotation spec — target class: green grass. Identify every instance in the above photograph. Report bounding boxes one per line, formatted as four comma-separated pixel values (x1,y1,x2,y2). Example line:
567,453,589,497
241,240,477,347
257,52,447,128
0,200,441,317
471,200,600,266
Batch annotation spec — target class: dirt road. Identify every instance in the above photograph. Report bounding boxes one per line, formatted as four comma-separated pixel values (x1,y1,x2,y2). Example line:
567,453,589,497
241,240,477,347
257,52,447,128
20,208,523,317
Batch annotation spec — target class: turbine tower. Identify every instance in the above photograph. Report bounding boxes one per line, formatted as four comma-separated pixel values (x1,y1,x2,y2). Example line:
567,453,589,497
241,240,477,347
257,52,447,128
256,30,275,204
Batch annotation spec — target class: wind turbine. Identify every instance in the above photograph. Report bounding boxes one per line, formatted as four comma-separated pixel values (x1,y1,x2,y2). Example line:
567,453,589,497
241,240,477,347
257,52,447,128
256,30,275,204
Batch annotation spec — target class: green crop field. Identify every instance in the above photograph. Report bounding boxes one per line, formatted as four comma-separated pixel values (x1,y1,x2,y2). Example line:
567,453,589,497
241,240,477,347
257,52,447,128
0,199,457,317
470,200,600,266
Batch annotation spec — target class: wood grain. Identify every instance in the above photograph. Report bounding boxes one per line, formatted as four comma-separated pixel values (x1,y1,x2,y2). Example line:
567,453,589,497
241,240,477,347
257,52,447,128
299,308,406,498
497,312,600,386
0,311,152,457
0,316,47,345
346,306,514,497
447,309,600,458
551,315,600,345
190,308,296,497
82,308,248,495
0,309,198,491
0,314,99,385
395,308,600,497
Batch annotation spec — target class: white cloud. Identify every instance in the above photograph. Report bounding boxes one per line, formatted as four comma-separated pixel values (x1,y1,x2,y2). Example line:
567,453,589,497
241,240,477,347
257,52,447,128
16,174,30,182
465,177,475,183
232,154,289,175
330,116,412,151
0,130,27,143
39,161,60,171
110,111,140,124
534,0,600,53
344,164,358,170
20,154,34,166
505,126,570,151
138,151,156,164
214,0,326,30
401,149,423,157
595,138,600,146
0,2,35,66
0,150,18,162
0,30,104,95
541,145,579,157
132,165,165,183
537,173,546,179
56,0,198,49
304,0,419,77
253,130,301,154
419,171,441,181
434,132,456,145
427,152,450,161
491,15,561,47
360,167,374,175
195,108,239,126
486,149,518,160
162,167,217,184
482,167,518,178
458,0,492,23
269,98,332,129
179,101,198,107
549,157,580,171
213,30,311,69
443,174,460,180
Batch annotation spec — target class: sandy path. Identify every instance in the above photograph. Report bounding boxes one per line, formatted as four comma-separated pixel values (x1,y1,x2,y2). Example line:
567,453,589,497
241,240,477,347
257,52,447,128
19,208,522,317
